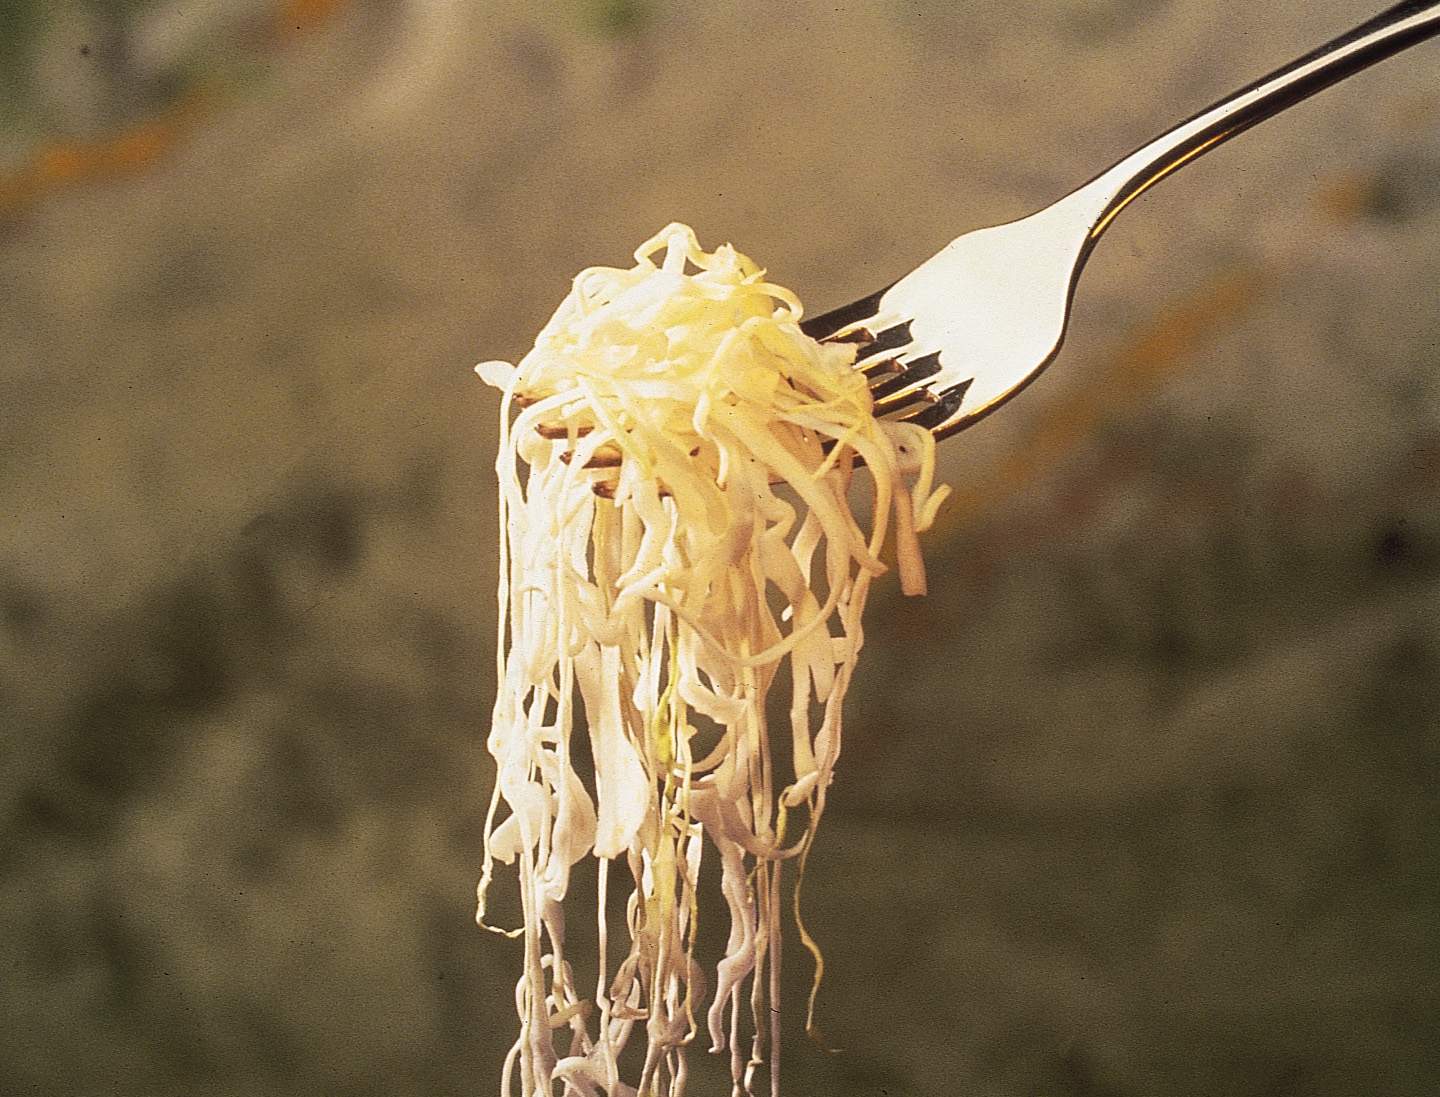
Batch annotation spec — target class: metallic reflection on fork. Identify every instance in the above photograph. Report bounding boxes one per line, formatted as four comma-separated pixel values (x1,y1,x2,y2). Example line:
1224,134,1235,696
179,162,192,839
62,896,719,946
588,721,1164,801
802,2,1440,440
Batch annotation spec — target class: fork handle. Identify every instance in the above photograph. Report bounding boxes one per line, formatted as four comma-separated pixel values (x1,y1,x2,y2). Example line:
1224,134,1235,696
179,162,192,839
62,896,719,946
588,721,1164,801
1077,1,1440,240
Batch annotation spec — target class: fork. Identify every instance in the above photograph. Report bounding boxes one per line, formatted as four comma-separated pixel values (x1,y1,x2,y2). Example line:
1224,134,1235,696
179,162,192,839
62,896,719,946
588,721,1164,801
801,1,1440,440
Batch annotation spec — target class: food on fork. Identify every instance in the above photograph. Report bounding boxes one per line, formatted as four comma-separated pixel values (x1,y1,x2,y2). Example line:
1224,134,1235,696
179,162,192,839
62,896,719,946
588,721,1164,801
474,224,949,1096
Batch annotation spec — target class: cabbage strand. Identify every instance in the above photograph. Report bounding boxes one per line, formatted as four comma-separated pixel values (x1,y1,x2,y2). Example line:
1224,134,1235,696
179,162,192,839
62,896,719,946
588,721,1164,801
476,224,948,1097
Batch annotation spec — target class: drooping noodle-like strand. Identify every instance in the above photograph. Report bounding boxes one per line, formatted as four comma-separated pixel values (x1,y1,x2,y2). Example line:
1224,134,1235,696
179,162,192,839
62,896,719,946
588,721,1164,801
477,225,947,1097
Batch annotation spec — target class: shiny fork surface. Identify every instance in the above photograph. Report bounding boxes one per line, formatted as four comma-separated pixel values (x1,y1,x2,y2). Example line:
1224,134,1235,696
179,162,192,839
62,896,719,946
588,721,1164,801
802,1,1440,439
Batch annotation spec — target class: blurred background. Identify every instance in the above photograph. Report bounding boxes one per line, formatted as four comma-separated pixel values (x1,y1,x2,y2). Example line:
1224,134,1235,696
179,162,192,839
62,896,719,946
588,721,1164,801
2,2,1438,1095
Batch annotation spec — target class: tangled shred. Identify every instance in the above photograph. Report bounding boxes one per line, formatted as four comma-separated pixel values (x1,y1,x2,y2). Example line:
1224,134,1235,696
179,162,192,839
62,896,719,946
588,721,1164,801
476,224,949,1096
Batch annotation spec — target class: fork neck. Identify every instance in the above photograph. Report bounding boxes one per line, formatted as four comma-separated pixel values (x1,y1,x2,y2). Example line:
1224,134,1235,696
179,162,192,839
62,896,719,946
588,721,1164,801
1071,1,1440,243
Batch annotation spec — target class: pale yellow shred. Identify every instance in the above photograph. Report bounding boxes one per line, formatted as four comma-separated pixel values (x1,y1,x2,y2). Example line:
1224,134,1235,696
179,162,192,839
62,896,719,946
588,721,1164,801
476,224,946,1097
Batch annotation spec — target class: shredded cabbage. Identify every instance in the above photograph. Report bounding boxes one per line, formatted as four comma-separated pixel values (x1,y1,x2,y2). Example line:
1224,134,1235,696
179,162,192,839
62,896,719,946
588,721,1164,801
476,224,948,1097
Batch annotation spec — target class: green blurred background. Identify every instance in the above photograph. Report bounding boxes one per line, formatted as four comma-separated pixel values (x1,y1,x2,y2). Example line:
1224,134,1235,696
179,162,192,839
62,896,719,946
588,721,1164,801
2,2,1438,1094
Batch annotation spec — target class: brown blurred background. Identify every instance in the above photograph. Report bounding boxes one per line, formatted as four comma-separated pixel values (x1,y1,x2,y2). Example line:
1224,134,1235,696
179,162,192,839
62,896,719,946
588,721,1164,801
2,2,1438,1095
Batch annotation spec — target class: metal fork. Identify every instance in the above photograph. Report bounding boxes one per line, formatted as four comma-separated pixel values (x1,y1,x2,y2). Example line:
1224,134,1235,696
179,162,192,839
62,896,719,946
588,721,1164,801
801,1,1440,440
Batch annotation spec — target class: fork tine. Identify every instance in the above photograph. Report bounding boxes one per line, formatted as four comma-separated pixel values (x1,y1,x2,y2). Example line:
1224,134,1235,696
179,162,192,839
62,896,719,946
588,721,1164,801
862,357,906,379
900,379,974,430
536,423,593,439
853,321,914,365
799,284,892,341
559,444,623,469
826,328,876,347
869,351,942,399
873,387,938,417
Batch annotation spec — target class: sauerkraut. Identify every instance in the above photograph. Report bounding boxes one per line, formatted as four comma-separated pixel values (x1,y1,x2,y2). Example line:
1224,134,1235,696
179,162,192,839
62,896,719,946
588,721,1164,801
476,224,948,1097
